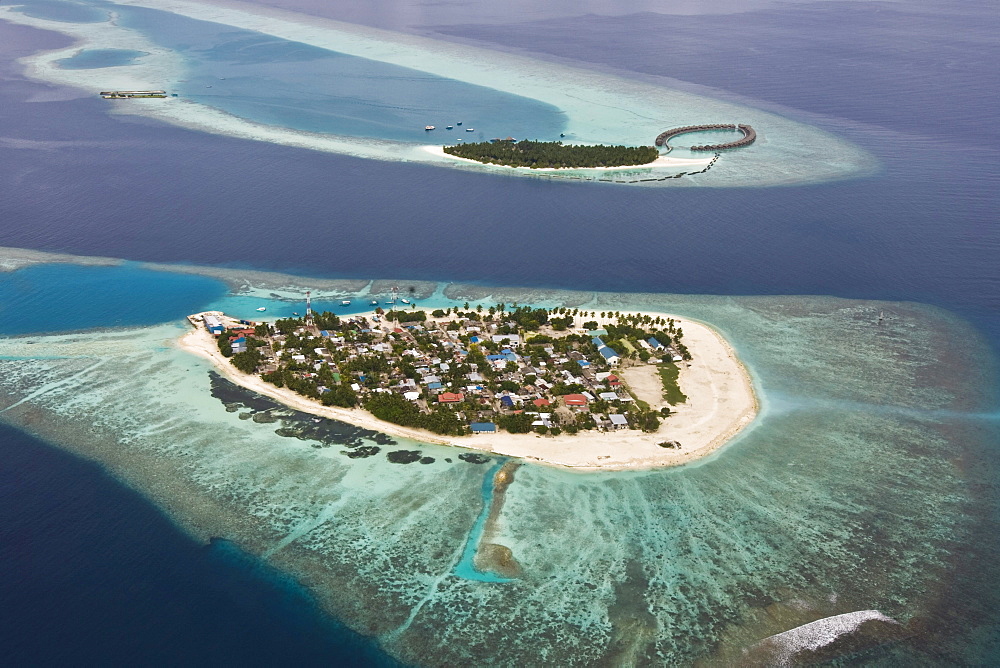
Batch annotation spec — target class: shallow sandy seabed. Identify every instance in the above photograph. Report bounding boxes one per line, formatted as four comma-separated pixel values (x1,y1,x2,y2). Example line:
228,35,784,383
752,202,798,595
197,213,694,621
0,0,875,186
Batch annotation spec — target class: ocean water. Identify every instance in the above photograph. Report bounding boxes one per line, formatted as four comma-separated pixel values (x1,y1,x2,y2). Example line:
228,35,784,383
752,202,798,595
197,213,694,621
0,0,998,663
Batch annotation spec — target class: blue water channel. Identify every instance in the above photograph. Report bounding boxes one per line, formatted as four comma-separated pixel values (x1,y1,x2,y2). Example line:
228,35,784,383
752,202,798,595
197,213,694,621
452,458,514,583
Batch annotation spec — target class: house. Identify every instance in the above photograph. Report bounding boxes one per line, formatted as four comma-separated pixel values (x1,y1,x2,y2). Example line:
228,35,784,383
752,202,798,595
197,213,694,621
599,391,619,401
231,337,247,354
587,328,608,337
532,398,551,407
437,392,465,403
492,334,521,346
564,394,588,407
598,346,620,365
403,391,420,401
470,422,497,433
576,360,591,369
609,414,629,430
647,337,664,350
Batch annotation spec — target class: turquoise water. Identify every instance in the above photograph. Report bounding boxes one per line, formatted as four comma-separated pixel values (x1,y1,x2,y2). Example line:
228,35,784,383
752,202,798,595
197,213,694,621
13,0,106,23
0,260,996,664
111,5,566,143
0,263,226,336
453,459,514,584
56,48,148,69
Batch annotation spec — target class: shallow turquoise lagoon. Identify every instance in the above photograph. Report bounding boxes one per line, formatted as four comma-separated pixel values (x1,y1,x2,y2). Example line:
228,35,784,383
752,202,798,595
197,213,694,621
0,263,226,336
111,5,566,144
56,47,148,69
13,0,107,23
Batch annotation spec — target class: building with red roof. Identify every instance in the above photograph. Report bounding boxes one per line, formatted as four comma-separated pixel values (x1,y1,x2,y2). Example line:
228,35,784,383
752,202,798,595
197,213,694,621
563,394,588,407
437,392,465,403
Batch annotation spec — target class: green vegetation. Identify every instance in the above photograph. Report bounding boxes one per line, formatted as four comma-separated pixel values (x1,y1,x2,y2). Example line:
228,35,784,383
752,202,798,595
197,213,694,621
444,140,658,169
658,363,688,405
364,392,468,436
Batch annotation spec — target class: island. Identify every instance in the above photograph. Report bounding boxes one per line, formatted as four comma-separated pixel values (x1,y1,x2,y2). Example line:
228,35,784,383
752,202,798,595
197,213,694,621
179,303,757,470
443,140,659,169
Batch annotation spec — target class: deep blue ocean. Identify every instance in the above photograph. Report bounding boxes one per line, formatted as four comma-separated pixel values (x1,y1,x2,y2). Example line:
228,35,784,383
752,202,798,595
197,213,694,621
1,0,998,664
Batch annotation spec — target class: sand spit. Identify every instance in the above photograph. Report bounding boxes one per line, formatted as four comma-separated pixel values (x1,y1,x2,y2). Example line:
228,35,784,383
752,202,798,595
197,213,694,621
177,308,758,471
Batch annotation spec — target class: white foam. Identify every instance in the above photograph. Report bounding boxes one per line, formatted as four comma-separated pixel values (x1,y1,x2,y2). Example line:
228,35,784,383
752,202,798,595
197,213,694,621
0,0,875,186
760,610,900,664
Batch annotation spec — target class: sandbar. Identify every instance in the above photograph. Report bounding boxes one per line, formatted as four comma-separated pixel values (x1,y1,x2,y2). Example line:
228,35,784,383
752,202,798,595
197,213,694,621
176,308,757,471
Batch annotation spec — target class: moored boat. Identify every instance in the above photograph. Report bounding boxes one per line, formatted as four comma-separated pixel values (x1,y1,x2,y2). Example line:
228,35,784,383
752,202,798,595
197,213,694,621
341,300,351,306
424,125,435,131
256,307,266,312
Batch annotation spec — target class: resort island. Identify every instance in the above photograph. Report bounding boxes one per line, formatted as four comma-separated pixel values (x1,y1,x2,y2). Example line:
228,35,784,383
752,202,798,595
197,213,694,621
443,140,660,169
180,303,757,470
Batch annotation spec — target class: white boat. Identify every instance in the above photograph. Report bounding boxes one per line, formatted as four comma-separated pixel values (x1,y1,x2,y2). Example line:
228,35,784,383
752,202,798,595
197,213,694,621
385,300,395,305
456,121,462,126
445,125,453,130
341,300,351,306
424,125,435,131
401,299,410,304
370,300,378,305
466,128,474,132
256,307,266,312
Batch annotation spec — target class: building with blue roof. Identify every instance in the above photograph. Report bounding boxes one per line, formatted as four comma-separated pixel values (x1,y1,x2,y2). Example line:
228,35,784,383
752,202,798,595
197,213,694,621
470,422,497,433
592,336,605,348
647,337,664,350
599,346,620,364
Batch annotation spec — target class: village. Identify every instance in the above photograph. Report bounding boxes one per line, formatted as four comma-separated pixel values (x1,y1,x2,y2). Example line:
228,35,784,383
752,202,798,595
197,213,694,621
189,303,693,439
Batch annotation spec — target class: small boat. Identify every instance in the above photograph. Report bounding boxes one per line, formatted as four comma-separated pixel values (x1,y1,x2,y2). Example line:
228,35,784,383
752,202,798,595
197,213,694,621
445,125,453,130
424,125,435,131
370,300,378,305
466,128,474,132
385,300,395,305
341,300,351,306
292,312,299,316
256,307,266,312
401,299,410,304
456,121,462,126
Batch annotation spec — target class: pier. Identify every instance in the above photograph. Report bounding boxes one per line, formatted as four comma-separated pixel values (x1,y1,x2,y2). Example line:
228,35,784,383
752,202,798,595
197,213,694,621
655,124,756,151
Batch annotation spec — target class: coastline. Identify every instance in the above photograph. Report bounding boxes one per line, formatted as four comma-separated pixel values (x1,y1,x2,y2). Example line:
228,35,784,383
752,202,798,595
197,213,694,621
421,144,712,172
176,308,758,471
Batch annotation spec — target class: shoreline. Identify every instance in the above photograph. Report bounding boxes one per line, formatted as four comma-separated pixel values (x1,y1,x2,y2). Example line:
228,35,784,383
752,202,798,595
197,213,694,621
176,308,758,471
421,144,712,172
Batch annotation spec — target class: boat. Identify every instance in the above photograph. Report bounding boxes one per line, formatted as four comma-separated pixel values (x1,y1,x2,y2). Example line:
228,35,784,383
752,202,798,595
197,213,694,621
256,307,266,312
385,300,395,305
456,121,462,126
370,300,378,305
401,299,410,304
292,312,299,316
466,128,475,132
445,125,453,130
424,125,435,131
341,300,351,306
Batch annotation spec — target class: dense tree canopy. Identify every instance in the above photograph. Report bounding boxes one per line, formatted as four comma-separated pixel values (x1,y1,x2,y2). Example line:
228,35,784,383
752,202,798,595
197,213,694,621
444,140,658,169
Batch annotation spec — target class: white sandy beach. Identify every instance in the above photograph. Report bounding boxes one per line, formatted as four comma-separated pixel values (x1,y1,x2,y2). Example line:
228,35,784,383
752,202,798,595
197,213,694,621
420,145,712,172
176,309,757,471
